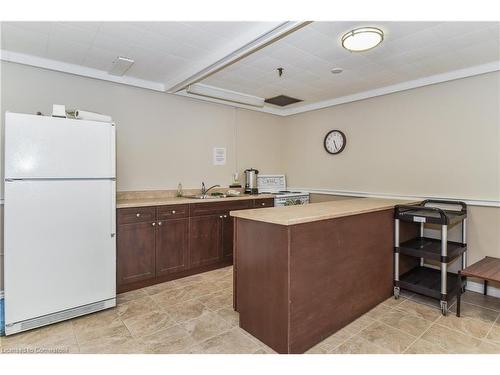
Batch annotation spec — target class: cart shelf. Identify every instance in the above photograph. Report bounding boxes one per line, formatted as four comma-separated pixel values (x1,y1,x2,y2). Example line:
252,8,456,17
396,237,466,263
394,199,467,315
398,266,465,301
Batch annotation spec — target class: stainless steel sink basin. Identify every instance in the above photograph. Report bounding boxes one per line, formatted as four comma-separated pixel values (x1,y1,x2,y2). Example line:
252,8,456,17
183,194,225,200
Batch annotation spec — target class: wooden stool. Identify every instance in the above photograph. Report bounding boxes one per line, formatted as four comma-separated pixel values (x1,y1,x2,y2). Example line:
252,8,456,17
457,256,500,317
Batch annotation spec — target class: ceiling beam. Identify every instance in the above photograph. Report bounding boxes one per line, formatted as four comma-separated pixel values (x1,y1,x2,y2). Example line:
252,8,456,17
166,21,312,93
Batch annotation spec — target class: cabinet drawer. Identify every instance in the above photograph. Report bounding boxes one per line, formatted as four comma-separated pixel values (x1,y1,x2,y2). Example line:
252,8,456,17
190,200,253,217
254,198,275,208
117,207,156,224
157,204,189,220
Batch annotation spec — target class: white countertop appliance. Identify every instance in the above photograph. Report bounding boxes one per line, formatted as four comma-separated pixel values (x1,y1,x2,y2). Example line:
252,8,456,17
3,112,116,335
256,174,310,206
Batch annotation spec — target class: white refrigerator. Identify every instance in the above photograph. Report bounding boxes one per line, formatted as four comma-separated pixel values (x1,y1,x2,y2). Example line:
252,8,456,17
4,112,116,335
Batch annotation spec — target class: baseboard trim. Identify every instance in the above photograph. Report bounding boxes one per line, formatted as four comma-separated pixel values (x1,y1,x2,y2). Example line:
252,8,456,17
466,280,500,298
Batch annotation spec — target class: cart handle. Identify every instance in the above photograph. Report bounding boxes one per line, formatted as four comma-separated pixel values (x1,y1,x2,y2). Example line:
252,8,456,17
395,204,449,223
422,199,467,213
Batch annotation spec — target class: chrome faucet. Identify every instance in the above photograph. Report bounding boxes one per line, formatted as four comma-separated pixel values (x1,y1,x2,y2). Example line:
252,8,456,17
201,182,220,197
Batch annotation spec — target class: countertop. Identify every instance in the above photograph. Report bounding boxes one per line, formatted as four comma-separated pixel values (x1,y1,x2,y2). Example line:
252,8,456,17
116,194,276,209
230,197,420,226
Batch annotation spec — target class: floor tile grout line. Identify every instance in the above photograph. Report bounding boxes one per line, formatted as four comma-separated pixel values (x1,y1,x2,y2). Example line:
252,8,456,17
453,300,500,314
435,314,497,341
70,321,82,353
336,321,397,354
432,320,495,348
392,304,441,324
402,320,446,354
458,294,500,313
323,299,417,353
482,311,500,344
372,300,445,353
184,326,254,354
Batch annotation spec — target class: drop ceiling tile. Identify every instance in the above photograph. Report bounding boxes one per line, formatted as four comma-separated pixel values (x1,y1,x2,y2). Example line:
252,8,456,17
151,22,230,49
91,33,135,56
428,21,495,40
380,21,443,40
46,39,90,66
457,40,500,65
443,27,499,50
97,22,147,46
49,23,98,45
2,21,53,35
2,21,498,112
308,21,366,38
57,22,102,33
0,23,48,56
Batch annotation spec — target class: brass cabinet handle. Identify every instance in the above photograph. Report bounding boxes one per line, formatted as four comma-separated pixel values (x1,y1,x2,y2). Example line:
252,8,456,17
158,221,162,226
172,210,176,214
136,213,141,217
152,222,156,226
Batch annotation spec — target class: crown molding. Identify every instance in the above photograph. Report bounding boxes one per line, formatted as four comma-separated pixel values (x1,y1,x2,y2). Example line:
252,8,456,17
0,50,166,92
2,49,498,118
281,60,500,116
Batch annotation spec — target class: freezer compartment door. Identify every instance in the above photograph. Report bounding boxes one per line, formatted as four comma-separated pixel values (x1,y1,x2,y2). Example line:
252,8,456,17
4,179,116,324
5,112,115,179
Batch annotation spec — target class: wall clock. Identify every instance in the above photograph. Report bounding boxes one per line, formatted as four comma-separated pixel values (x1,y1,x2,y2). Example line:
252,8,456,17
324,130,346,155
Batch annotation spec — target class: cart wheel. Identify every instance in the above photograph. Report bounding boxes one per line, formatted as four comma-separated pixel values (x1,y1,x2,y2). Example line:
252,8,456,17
440,301,448,316
393,287,400,300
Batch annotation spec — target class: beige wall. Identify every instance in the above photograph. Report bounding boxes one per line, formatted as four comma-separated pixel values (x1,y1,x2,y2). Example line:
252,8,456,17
313,194,500,289
284,72,500,201
0,62,499,293
0,61,285,193
286,74,500,291
0,61,286,290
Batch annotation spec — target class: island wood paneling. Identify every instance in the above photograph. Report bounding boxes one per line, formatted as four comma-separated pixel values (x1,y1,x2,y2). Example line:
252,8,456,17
234,208,419,354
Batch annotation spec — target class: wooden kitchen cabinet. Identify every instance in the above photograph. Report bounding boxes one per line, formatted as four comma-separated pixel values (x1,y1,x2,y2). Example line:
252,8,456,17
189,214,222,268
155,217,189,276
117,221,156,286
253,198,274,208
222,214,234,260
117,198,274,293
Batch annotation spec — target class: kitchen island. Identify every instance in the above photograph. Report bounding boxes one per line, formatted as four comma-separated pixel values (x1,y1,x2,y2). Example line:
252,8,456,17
230,197,419,354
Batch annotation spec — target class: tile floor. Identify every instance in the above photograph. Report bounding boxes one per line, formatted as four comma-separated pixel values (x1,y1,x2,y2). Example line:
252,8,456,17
1,266,500,354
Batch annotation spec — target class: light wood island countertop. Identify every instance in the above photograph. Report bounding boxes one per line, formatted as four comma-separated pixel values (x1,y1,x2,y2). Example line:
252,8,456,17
230,197,420,225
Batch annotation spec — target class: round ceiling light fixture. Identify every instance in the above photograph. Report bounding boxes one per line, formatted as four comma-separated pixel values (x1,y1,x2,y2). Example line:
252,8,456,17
330,67,343,74
341,27,384,52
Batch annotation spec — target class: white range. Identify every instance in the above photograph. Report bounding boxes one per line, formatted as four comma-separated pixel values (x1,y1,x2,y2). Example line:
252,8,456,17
256,174,310,206
4,112,116,335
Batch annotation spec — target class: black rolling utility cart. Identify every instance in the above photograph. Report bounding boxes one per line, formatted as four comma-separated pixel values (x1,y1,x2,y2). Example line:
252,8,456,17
393,200,467,315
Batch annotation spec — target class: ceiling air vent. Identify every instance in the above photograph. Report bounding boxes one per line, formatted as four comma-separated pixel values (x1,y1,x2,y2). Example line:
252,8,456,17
265,95,303,107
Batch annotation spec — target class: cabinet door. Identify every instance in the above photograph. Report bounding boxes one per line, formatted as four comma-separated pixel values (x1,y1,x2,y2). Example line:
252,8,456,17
117,221,156,287
189,215,222,268
156,218,189,276
222,213,234,261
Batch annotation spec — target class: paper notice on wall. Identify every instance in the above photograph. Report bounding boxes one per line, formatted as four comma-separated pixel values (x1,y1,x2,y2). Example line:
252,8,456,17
213,147,226,165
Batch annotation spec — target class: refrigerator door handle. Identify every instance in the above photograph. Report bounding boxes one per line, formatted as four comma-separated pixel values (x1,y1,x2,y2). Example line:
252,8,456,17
110,179,116,238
